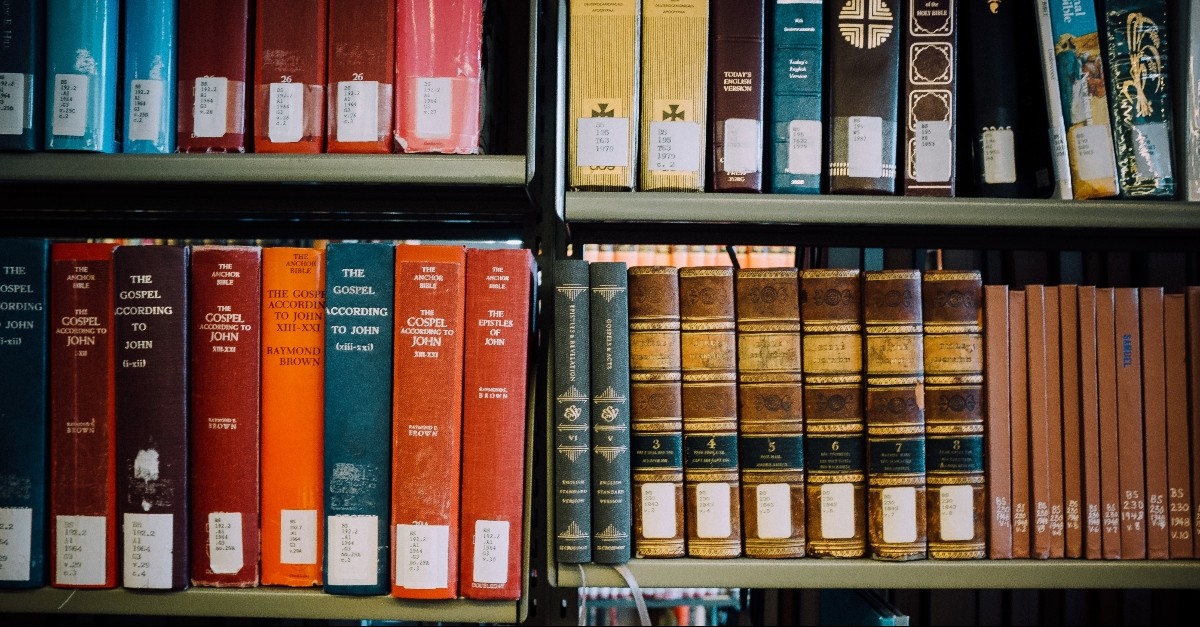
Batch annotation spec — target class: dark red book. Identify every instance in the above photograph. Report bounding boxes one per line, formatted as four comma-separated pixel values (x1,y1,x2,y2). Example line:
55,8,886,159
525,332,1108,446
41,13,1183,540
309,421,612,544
177,0,250,152
326,0,394,153
1139,288,1168,559
1164,294,1193,558
254,0,328,153
1114,288,1146,559
708,0,765,192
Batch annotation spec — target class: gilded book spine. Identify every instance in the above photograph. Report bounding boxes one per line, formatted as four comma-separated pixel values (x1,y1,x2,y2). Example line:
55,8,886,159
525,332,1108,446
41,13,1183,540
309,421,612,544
900,0,957,196
554,260,592,564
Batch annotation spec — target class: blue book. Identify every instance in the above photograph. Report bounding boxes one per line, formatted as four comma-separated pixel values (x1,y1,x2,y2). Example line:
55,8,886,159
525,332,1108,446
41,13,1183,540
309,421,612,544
0,1,44,151
0,239,49,588
44,0,119,152
122,0,177,153
323,242,394,595
768,0,823,194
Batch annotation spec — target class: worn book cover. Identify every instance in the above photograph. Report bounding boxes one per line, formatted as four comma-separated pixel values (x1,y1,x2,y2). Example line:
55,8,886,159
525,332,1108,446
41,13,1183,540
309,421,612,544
326,0,394,153
254,0,327,153
709,0,765,192
768,0,823,194
900,0,957,196
177,0,249,152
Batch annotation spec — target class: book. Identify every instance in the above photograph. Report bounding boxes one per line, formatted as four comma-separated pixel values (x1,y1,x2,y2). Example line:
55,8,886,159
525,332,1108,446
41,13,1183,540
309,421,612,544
709,0,765,192
1182,2,1200,200
553,260,592,564
639,0,710,191
628,266,686,558
323,243,394,594
459,247,533,600
961,0,1026,196
1190,288,1200,555
254,0,327,153
567,0,640,190
261,247,326,587
1163,294,1193,557
44,0,119,152
49,242,119,588
679,266,741,558
799,268,866,558
1008,290,1030,558
1078,286,1103,559
899,0,957,196
1033,0,1074,199
1114,287,1145,558
983,284,1011,559
394,0,484,154
1044,287,1065,557
736,268,804,558
864,269,926,561
122,0,177,154
0,0,44,151
1025,285,1051,559
1059,285,1084,558
0,239,48,587
391,245,467,600
189,245,261,587
177,0,249,152
1139,287,1168,558
821,589,911,626
826,0,901,194
1096,287,1121,557
113,245,189,590
326,0,394,153
767,0,823,194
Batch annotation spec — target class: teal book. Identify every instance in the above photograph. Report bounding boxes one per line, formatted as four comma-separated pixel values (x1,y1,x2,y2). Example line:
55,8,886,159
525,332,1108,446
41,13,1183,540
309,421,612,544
122,0,177,154
0,239,49,588
590,261,632,564
44,0,119,152
768,0,823,194
0,1,44,150
821,589,910,626
554,260,592,564
323,242,394,595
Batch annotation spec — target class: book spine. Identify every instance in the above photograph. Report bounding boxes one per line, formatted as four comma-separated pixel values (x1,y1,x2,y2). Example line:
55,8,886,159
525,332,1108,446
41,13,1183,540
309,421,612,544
1164,294,1193,558
1032,0,1074,199
1044,288,1065,557
1059,286,1084,558
768,0,822,194
44,0,119,152
709,0,765,192
390,245,466,599
261,247,325,587
639,0,710,191
799,268,866,558
0,239,48,587
254,0,327,153
1096,288,1122,557
0,0,44,150
49,242,118,588
394,0,484,154
737,268,804,558
900,0,957,196
827,0,901,194
1008,290,1031,557
568,0,640,190
1139,287,1169,559
1183,3,1200,200
1190,288,1200,555
459,248,533,600
679,266,741,558
326,0,394,153
122,0,177,154
983,284,1011,559
553,260,592,564
628,266,686,558
1025,285,1051,559
1078,286,1103,558
963,0,1018,197
323,243,394,594
189,246,261,587
176,0,249,152
1114,288,1146,558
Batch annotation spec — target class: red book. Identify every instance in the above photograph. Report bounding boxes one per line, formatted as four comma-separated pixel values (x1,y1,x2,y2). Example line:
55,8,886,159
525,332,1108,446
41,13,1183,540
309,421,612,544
983,285,1012,559
326,0,395,153
254,0,328,153
1025,286,1051,559
394,0,484,153
1114,288,1146,559
459,248,534,600
177,0,250,152
189,246,261,587
1164,294,1193,558
1059,286,1084,558
1139,288,1169,559
49,243,119,588
1008,290,1030,558
1078,286,1103,559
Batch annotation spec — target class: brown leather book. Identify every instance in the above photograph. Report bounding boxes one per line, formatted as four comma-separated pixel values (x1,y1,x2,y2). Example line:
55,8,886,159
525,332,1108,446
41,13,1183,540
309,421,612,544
1190,287,1200,557
900,0,957,196
983,285,1012,559
1164,294,1194,558
709,0,765,192
1078,286,1103,559
1114,288,1146,559
1044,288,1065,557
1139,288,1169,559
1096,288,1122,558
1008,290,1030,558
1025,285,1051,559
1059,286,1084,558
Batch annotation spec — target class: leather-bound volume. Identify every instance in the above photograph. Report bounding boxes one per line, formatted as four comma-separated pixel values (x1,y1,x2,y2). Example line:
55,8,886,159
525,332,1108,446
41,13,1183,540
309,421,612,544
768,0,823,194
800,269,866,558
553,260,592,564
326,0,394,153
983,285,1011,559
1114,288,1146,558
1139,288,1169,559
1025,286,1051,559
679,267,741,558
628,266,686,558
900,0,957,196
1007,290,1030,558
254,0,327,153
736,268,804,558
863,269,925,561
1044,288,1065,557
177,0,249,152
1164,294,1193,557
1096,288,1121,558
1077,286,1103,559
709,0,765,192
1059,286,1084,558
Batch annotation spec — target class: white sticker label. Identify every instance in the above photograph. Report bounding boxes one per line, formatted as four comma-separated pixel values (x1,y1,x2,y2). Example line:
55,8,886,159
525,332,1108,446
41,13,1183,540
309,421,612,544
915,120,952,182
847,115,883,178
820,483,855,539
128,79,164,141
415,77,453,138
123,513,173,588
395,523,450,589
472,519,509,585
649,121,701,172
0,508,32,581
327,515,378,586
0,73,26,135
56,515,106,586
269,82,304,143
207,512,244,574
52,74,88,137
280,509,317,564
722,118,761,174
755,484,792,539
1132,122,1172,178
940,485,975,541
577,117,630,167
194,77,228,138
337,80,379,143
787,119,821,175
640,483,677,539
982,128,1017,184
1073,124,1116,181
882,486,918,543
696,483,732,538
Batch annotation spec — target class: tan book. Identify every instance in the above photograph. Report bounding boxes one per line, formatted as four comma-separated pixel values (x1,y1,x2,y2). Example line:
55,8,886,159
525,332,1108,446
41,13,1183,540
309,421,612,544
984,285,1012,559
1078,286,1103,559
1009,290,1031,558
1096,288,1122,558
1025,286,1052,559
1164,294,1194,558
1139,288,1168,559
1044,287,1065,557
1114,288,1146,558
1059,285,1084,558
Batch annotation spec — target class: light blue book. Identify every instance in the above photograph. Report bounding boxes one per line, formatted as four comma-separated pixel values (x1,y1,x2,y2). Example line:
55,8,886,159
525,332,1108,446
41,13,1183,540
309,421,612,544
123,0,177,153
768,0,823,194
44,0,119,152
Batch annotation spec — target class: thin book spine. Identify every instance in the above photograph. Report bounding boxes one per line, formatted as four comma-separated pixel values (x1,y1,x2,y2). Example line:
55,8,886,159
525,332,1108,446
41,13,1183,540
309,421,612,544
0,1,44,150
553,260,592,564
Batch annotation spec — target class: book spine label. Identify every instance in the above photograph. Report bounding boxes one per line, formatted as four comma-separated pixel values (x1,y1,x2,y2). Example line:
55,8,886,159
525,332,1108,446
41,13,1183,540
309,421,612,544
1114,288,1146,557
553,260,592,564
44,0,119,152
1164,294,1193,557
122,0,177,153
1059,286,1084,558
768,0,822,194
0,0,43,150
983,285,1011,558
709,0,765,192
177,0,249,152
1033,0,1074,199
900,0,956,196
254,0,327,153
1096,288,1122,557
1139,288,1169,559
1008,290,1030,558
326,0,394,153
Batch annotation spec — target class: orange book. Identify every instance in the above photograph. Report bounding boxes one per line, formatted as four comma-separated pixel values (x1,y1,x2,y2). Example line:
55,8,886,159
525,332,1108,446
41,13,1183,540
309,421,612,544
1139,288,1168,559
1164,294,1193,558
1008,290,1030,558
1114,288,1146,559
1096,288,1122,558
261,247,326,586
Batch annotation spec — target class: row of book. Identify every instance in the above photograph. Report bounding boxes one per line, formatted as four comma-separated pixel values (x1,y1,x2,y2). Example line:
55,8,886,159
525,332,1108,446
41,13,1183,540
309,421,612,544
0,239,534,599
0,0,486,154
582,244,800,269
567,0,1200,200
552,260,1200,563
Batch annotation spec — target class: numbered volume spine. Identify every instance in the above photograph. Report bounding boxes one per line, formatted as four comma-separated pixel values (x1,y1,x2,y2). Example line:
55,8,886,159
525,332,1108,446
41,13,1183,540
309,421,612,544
0,1,44,151
1139,288,1168,558
1114,288,1146,558
768,0,823,194
44,0,119,152
553,260,592,563
176,0,249,152
326,0,394,153
709,0,765,192
900,0,957,196
1164,295,1193,557
254,0,327,153
122,0,177,153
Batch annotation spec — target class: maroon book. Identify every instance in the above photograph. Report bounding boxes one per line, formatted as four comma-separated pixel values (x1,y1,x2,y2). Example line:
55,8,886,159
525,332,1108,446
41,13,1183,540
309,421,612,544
177,0,250,152
708,0,765,192
326,0,394,153
254,0,328,153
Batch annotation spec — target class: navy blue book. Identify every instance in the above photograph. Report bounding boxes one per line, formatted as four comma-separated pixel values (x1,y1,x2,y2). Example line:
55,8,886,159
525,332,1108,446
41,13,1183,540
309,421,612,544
0,239,49,588
0,1,44,150
323,242,394,595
